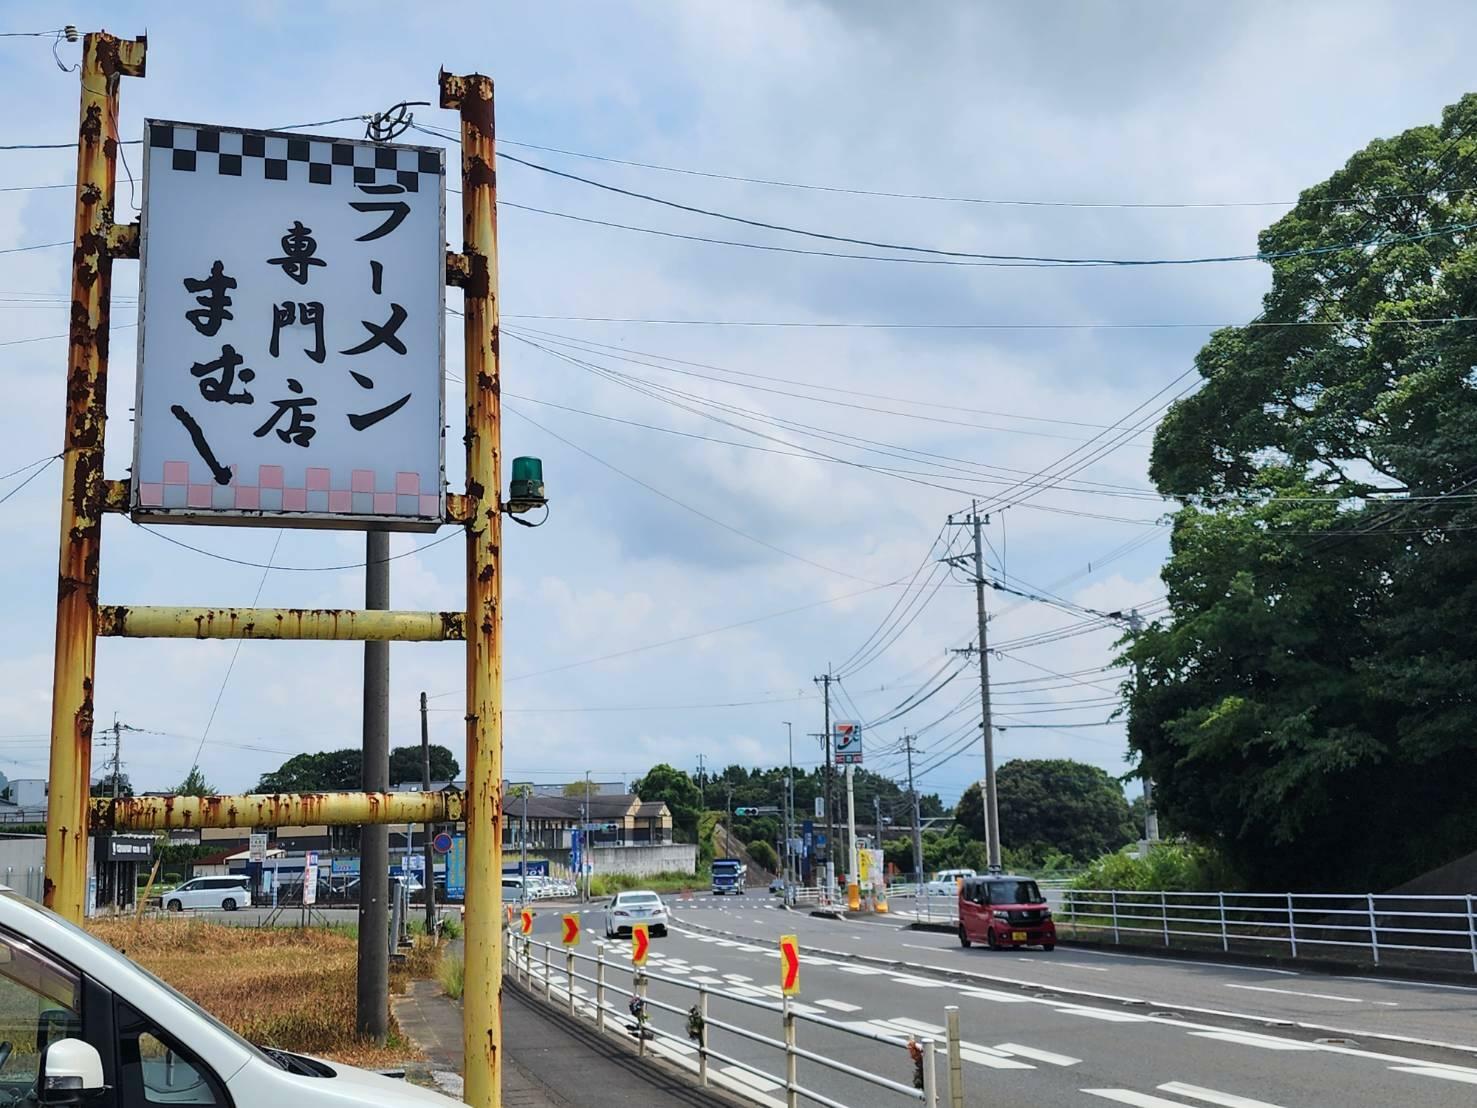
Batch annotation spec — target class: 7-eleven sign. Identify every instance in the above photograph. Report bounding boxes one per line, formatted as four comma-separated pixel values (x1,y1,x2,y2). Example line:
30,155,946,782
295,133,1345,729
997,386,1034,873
779,934,800,996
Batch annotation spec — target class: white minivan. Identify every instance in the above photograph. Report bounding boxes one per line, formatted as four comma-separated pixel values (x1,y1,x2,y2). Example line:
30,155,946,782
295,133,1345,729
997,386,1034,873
163,876,250,912
0,887,454,1106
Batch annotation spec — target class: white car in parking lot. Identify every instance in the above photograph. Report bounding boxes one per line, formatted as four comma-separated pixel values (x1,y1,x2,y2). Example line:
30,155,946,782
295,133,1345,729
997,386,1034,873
163,876,251,912
604,891,669,938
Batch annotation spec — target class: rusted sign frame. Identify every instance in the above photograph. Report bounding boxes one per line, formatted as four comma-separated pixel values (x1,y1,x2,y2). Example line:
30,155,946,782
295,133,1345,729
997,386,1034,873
44,33,508,1108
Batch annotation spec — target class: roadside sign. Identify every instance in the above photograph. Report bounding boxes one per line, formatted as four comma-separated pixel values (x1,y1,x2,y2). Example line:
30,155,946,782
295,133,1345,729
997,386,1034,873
132,121,447,532
779,934,800,996
561,914,580,947
631,923,650,966
446,834,466,899
857,849,871,884
519,908,534,935
432,831,453,854
814,797,824,818
834,722,863,765
248,832,268,864
504,905,514,925
302,862,318,905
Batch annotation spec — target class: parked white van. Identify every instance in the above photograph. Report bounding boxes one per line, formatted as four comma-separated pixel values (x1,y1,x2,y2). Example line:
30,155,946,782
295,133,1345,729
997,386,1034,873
0,886,453,1106
163,876,250,912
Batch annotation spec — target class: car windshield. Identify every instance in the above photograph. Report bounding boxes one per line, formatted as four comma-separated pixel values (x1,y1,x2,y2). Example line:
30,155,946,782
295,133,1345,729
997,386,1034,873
3,892,284,1071
986,880,1043,904
620,893,661,905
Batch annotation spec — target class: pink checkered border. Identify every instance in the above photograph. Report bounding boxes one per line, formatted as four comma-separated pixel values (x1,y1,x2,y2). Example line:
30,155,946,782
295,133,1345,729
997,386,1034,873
137,461,440,517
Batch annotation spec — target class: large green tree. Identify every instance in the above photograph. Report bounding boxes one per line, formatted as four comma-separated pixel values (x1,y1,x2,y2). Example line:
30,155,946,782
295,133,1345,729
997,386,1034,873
255,745,459,792
956,760,1135,864
631,763,703,839
1128,93,1477,891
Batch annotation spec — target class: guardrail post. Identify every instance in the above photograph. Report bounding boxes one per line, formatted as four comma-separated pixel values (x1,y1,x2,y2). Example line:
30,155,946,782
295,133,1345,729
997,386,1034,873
945,1006,963,1108
1367,894,1380,966
1110,890,1120,943
698,985,709,1086
637,972,649,1058
1160,891,1169,946
523,936,531,988
566,950,576,1016
1217,892,1229,952
596,944,606,1032
1286,893,1298,957
783,995,798,1108
543,942,552,1000
1467,896,1477,975
921,1037,938,1108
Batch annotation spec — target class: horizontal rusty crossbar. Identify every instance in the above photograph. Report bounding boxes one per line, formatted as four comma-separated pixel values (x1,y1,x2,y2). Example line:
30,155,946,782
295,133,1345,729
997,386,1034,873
98,605,465,641
91,789,465,831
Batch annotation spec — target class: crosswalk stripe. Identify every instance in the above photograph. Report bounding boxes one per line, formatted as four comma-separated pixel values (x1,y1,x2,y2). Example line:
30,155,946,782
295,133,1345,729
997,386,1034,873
1189,1031,1314,1052
1389,1066,1477,1085
960,988,1028,1004
1083,1091,1191,1107
815,999,862,1013
995,1043,1080,1066
958,1047,1034,1070
1158,1081,1290,1107
1055,1006,1149,1023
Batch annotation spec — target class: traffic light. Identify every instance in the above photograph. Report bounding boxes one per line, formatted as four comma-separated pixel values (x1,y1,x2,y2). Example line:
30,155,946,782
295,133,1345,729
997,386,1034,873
734,807,759,817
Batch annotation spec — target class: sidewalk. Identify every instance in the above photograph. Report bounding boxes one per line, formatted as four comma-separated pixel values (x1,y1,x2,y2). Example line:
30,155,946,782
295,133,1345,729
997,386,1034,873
394,976,742,1107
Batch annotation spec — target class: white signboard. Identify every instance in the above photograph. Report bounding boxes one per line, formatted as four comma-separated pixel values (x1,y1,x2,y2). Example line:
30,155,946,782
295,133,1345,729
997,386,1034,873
132,120,446,531
302,862,319,905
834,721,862,765
248,832,268,864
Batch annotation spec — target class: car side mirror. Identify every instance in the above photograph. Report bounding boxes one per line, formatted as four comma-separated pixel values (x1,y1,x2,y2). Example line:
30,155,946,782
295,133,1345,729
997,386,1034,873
37,1039,107,1106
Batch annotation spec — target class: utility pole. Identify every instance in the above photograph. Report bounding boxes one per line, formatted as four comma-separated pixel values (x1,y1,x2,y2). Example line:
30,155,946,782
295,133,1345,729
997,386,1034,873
948,502,1001,871
420,691,436,933
584,770,592,900
873,794,882,847
812,670,836,891
695,753,706,811
782,721,794,895
902,735,924,883
357,531,390,1044
1126,609,1159,844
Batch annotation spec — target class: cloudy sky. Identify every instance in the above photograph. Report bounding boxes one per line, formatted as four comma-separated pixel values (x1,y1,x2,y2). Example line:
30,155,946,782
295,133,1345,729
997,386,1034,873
2,2,1471,811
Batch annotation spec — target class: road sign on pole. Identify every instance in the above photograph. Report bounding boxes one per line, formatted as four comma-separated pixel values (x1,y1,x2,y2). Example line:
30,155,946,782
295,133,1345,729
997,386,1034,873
779,934,800,996
631,923,650,966
519,908,534,935
432,831,453,854
833,722,863,765
248,832,268,864
561,914,580,947
131,121,447,531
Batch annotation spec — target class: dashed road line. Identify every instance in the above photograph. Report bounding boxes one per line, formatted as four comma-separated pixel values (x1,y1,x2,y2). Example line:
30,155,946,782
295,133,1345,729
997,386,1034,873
1157,1081,1289,1107
1224,983,1368,1004
1388,1066,1477,1085
1189,1030,1315,1052
995,1042,1080,1066
815,998,862,1012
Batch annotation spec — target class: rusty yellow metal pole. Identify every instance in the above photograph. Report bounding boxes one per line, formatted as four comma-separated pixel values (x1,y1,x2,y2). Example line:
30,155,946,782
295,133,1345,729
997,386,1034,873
441,68,503,1108
44,31,146,922
98,605,466,641
90,789,464,832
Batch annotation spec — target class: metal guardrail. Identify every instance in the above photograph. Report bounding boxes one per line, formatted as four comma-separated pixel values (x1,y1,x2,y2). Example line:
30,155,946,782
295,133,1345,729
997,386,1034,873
1059,889,1477,972
508,932,959,1108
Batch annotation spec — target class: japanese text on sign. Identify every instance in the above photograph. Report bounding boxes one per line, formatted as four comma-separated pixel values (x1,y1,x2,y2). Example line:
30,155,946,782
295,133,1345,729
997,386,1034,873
132,121,446,530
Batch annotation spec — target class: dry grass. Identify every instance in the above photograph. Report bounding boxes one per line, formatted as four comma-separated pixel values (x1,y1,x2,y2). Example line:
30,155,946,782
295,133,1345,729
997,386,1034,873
87,919,441,1068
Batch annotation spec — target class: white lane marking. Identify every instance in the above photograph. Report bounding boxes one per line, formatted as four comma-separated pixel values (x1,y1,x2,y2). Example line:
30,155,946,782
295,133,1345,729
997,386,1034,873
815,999,862,1012
1067,947,1301,975
1190,1030,1315,1051
650,1039,698,1057
1158,1081,1290,1107
720,1066,783,1092
722,973,752,982
874,1017,943,1036
902,943,951,952
1058,962,1111,972
959,1046,1033,1070
960,988,1029,1004
1225,983,1365,1004
692,964,717,972
893,977,948,988
995,1042,1080,1066
691,976,724,985
1354,975,1477,993
1389,1066,1477,1085
1055,1006,1148,1023
727,986,768,999
837,965,887,975
1084,1091,1194,1107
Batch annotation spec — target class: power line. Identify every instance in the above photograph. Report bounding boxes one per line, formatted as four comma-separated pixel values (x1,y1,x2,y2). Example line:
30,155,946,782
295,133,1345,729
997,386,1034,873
133,523,460,571
500,313,1477,331
0,455,57,505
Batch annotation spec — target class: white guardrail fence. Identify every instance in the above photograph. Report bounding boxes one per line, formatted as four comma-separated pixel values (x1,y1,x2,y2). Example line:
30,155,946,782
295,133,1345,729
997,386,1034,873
507,931,964,1108
887,885,1477,972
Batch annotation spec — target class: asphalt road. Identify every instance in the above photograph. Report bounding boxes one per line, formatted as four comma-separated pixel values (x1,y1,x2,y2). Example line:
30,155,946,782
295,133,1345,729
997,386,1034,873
514,890,1477,1108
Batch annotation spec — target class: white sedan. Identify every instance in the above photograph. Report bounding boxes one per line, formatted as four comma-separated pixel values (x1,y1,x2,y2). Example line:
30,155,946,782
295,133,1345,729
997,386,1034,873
604,890,670,938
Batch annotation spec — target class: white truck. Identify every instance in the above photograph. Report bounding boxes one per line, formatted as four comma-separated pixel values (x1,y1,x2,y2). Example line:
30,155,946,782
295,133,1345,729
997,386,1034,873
0,887,456,1107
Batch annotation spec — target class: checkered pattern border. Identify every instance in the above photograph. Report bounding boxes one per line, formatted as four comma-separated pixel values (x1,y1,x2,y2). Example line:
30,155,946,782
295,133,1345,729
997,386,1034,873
147,122,443,190
137,461,440,518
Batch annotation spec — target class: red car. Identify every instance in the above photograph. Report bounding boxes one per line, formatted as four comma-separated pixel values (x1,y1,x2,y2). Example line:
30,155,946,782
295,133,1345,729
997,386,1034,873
957,875,1056,951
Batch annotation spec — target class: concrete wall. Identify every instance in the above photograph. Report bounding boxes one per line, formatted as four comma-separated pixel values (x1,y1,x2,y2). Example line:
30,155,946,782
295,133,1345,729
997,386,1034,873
586,844,697,877
0,837,46,900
